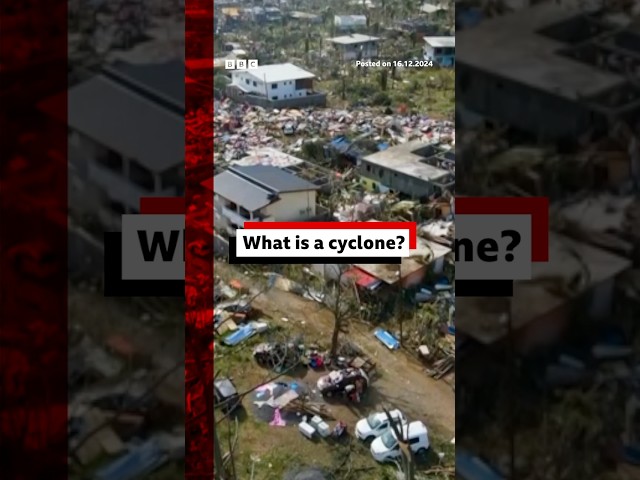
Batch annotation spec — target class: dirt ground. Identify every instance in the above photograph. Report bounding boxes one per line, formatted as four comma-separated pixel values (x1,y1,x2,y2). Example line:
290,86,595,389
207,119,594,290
214,263,455,479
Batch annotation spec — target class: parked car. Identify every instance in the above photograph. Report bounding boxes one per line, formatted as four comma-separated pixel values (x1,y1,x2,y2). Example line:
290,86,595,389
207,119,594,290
370,421,430,463
355,409,407,442
316,368,369,399
214,377,241,414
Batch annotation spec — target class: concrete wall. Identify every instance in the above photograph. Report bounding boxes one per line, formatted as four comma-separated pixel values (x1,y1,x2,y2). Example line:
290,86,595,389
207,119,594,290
337,42,379,61
515,278,617,354
456,63,606,140
225,86,327,108
231,71,313,99
263,190,317,221
71,131,178,212
216,189,319,235
360,161,437,198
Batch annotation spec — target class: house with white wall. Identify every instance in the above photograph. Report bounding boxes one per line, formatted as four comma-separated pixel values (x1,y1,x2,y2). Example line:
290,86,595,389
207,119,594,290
227,62,326,108
209,165,319,235
43,60,185,229
329,34,381,61
334,14,367,31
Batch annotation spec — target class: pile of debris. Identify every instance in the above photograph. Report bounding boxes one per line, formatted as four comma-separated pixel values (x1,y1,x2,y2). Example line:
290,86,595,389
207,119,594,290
68,326,185,478
212,98,455,163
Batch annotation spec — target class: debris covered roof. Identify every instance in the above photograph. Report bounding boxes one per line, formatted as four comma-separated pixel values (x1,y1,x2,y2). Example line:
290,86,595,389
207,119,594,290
361,140,452,182
455,2,626,99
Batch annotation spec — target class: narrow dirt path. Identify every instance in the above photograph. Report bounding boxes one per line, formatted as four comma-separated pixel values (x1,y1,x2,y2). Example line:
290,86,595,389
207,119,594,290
236,279,455,437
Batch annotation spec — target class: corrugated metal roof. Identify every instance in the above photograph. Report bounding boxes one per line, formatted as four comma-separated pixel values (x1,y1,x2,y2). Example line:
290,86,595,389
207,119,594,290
210,165,318,211
212,171,274,211
66,75,184,173
230,166,319,193
105,60,184,112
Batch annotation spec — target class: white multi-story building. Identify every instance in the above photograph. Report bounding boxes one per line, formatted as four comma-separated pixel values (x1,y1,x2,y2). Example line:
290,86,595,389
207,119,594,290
329,34,381,61
44,60,185,229
230,63,316,102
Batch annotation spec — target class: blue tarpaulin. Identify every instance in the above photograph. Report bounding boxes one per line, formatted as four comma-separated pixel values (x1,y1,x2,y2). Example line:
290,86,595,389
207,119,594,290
223,323,256,346
455,451,503,480
95,440,168,480
374,328,400,350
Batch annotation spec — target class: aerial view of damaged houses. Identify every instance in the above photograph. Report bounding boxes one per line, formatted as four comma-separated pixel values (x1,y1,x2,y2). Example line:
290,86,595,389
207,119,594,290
207,1,455,479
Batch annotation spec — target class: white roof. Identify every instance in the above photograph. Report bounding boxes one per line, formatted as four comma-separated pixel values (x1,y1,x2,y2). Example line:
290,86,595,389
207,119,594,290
420,3,449,13
329,34,380,45
238,63,316,83
335,14,367,21
423,36,455,48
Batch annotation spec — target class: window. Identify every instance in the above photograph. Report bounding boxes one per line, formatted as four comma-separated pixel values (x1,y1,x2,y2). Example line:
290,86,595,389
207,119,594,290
129,160,154,191
272,83,277,89
245,78,250,84
160,166,183,193
272,96,278,100
97,149,123,172
253,81,257,87
366,165,371,172
239,206,251,219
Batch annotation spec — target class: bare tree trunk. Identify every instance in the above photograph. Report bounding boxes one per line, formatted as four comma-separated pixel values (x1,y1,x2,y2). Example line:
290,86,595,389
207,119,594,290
329,279,344,358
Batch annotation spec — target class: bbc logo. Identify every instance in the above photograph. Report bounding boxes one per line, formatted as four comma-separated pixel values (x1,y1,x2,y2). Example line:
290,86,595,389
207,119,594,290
225,59,259,70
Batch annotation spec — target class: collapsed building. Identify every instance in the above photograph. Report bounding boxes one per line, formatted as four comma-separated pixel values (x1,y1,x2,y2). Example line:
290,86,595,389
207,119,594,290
359,141,455,198
456,2,640,140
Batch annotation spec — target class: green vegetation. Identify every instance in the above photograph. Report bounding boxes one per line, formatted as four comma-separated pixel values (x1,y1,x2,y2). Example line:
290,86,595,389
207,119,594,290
216,0,455,118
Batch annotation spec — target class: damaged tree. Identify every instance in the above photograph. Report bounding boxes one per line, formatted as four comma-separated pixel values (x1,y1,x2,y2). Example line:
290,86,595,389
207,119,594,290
325,272,360,359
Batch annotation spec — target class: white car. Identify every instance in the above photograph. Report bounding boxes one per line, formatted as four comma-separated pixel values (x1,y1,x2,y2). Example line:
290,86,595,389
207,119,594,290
355,409,407,442
370,421,430,463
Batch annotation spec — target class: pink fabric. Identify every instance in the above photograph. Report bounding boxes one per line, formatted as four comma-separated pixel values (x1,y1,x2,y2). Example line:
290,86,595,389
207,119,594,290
269,408,286,427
